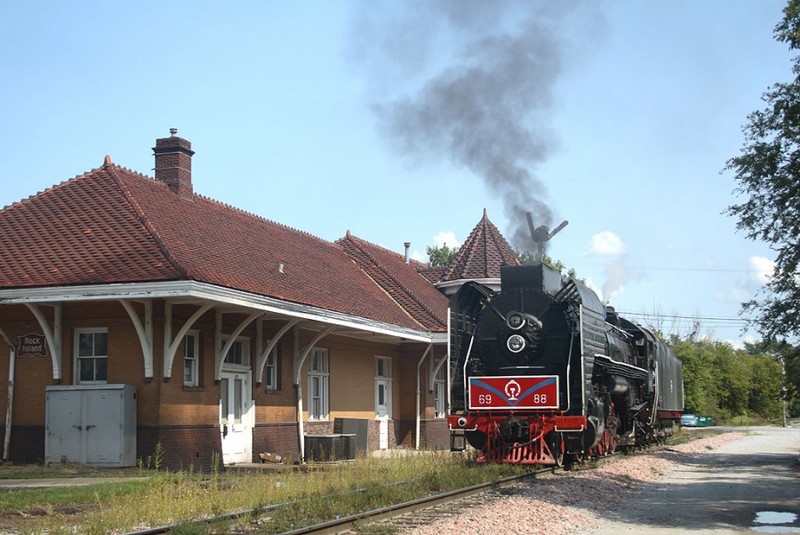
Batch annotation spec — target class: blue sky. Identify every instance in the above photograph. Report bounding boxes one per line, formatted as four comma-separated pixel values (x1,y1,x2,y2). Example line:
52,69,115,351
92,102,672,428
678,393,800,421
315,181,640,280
0,1,791,345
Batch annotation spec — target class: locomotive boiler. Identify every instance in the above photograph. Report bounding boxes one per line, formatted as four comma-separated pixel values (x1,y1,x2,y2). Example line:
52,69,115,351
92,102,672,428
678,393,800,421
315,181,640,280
447,263,683,466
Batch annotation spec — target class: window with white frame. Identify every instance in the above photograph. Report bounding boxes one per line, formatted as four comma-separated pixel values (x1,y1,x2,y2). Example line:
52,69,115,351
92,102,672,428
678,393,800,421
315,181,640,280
433,360,447,418
308,348,329,420
265,344,279,391
375,356,392,380
75,328,108,384
183,331,200,387
375,356,392,418
222,337,250,368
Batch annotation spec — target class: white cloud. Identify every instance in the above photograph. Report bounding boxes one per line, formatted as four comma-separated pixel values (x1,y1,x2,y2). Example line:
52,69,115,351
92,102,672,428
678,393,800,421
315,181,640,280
432,230,458,248
586,231,626,257
717,256,774,307
749,256,774,285
722,333,758,350
718,286,751,305
410,250,426,262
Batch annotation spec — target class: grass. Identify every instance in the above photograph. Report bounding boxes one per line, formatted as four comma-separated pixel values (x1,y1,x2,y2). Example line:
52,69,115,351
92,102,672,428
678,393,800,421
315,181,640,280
0,480,149,511
0,452,528,534
0,463,142,480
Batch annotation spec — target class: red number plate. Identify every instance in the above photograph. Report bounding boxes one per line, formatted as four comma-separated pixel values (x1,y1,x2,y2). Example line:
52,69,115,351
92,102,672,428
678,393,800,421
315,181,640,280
468,376,559,410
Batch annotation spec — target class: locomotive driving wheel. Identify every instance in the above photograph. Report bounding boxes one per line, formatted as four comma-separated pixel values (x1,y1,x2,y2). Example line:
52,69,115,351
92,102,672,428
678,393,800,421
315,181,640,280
587,429,616,458
602,429,616,456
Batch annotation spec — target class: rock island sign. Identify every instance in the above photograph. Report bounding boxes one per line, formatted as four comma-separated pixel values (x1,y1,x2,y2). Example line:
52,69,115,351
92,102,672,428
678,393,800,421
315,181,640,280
16,333,48,358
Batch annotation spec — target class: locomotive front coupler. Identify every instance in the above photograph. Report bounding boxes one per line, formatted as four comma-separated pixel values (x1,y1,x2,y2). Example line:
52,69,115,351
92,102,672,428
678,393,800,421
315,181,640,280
499,414,531,443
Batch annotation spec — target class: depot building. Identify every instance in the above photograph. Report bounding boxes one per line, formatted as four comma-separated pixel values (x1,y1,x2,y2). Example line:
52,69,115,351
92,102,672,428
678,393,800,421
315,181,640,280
0,131,520,469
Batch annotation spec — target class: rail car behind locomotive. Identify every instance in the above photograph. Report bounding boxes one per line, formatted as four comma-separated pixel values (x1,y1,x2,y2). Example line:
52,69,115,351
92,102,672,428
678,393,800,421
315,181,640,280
447,263,683,466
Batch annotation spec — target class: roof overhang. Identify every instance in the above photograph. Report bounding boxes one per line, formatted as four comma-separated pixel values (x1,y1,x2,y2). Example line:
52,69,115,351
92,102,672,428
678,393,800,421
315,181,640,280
435,277,501,296
0,280,443,345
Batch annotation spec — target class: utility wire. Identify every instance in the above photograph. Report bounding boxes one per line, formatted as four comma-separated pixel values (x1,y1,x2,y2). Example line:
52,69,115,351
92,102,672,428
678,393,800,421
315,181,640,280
625,266,765,273
617,311,750,331
617,311,747,322
571,263,768,274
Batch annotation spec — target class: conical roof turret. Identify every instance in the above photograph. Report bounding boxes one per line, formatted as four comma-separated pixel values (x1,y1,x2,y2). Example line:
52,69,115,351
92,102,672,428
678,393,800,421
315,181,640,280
434,209,520,295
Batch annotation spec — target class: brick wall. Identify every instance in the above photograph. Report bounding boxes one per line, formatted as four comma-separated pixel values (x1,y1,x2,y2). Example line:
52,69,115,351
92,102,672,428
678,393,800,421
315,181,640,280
253,422,300,463
2,425,45,464
139,424,222,471
420,419,450,450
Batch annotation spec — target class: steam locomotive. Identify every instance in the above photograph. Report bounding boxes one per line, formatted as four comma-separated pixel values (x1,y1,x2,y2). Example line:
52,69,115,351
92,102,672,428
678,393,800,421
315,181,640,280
447,263,683,467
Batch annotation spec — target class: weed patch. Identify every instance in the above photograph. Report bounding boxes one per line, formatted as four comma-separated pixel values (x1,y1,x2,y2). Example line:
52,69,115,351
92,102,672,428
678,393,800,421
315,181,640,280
0,452,527,534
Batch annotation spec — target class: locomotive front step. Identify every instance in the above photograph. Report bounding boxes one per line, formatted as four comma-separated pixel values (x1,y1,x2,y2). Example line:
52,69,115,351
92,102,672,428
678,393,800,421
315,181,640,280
449,431,466,452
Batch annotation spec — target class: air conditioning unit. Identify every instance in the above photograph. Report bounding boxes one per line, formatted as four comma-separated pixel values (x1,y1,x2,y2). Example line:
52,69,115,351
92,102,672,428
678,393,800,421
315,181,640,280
333,418,368,457
304,434,356,462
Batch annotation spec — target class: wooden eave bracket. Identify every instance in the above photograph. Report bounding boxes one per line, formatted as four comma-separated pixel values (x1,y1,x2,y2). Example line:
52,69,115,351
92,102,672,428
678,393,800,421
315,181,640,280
163,301,214,380
256,318,301,384
293,326,337,385
24,303,62,381
215,311,263,380
119,299,153,378
429,354,447,392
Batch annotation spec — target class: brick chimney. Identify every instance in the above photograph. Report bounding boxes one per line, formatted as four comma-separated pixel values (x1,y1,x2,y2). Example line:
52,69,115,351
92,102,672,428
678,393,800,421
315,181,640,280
153,128,194,199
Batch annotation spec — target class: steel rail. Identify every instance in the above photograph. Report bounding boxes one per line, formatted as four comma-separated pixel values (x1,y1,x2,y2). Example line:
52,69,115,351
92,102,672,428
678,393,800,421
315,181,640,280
120,435,697,535
118,469,546,535
279,469,545,535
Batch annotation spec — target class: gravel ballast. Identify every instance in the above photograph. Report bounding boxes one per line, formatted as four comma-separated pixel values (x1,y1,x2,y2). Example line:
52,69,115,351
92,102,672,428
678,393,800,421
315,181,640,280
401,432,747,535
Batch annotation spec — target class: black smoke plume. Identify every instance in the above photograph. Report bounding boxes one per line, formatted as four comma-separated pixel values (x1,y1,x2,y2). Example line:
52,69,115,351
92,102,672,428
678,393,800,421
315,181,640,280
349,1,598,253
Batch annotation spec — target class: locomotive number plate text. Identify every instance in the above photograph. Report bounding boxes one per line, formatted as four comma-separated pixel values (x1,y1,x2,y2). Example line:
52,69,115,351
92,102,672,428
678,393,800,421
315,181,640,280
468,376,559,410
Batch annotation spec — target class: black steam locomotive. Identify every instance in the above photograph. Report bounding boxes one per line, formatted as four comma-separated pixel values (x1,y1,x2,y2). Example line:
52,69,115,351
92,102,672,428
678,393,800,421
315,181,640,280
447,263,683,466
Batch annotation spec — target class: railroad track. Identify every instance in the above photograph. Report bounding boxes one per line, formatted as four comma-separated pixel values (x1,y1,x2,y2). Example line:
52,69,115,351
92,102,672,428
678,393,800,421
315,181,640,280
279,469,547,535
121,435,698,535
116,468,547,535
287,441,690,535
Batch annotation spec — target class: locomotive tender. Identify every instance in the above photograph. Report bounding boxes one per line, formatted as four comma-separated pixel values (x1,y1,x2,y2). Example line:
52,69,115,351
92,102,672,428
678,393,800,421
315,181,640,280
447,263,683,466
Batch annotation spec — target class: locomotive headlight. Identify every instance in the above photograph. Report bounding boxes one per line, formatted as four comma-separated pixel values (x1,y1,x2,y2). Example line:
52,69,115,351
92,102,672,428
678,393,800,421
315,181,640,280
506,311,525,330
507,334,526,353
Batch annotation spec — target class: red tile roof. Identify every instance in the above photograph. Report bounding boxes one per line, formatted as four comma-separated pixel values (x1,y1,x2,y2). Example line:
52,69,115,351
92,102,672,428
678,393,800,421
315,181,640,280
0,165,183,287
336,232,447,332
0,160,440,332
440,209,520,282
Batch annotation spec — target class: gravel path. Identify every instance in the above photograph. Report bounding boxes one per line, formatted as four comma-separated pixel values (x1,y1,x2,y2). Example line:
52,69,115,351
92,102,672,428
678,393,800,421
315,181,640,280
401,428,799,535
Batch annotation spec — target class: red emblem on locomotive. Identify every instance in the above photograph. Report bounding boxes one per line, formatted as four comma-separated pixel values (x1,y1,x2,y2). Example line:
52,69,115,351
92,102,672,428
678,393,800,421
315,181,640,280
468,376,559,410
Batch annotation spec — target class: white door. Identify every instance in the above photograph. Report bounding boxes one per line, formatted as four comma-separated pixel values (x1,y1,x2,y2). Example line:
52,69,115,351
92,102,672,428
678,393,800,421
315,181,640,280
375,378,391,450
220,370,252,465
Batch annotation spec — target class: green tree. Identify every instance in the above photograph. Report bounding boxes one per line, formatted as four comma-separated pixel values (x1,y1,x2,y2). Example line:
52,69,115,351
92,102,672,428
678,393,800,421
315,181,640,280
673,338,784,422
671,339,715,415
426,243,459,266
724,1,800,341
746,339,800,418
748,355,783,418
